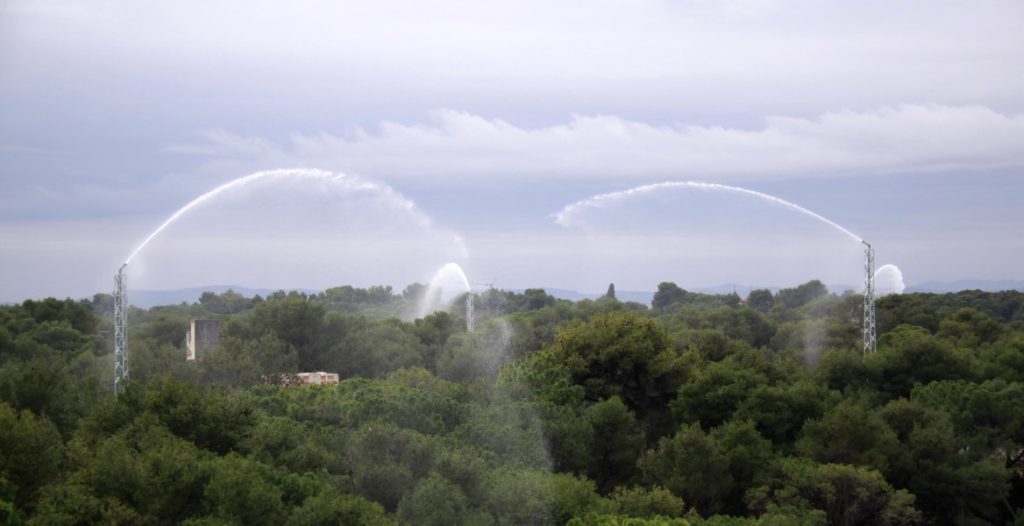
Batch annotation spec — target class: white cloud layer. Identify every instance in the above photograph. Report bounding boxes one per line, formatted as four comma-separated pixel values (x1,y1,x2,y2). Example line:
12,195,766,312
172,104,1024,180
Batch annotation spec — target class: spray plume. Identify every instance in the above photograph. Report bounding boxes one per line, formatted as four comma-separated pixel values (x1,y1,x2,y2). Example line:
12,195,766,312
124,168,448,264
419,262,474,327
553,181,863,244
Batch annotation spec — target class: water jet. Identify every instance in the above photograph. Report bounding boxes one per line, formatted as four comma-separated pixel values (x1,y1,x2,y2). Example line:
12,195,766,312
113,168,465,393
420,262,475,332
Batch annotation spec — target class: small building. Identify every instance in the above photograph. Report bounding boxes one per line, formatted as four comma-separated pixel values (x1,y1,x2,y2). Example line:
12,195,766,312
264,371,340,386
186,319,220,361
295,371,339,385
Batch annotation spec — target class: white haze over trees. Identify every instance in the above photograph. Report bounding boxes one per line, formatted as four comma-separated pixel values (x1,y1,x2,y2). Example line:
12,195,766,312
1,0,1022,300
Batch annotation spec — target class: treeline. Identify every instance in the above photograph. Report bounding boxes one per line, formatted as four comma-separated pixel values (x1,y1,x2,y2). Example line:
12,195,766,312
1,282,1022,525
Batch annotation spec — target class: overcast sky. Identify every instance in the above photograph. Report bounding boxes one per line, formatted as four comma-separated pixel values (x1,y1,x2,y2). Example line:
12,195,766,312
2,0,1023,301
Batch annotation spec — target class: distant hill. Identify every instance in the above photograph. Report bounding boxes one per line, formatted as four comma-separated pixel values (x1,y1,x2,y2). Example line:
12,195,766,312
906,279,1024,293
540,288,656,305
121,279,1024,310
129,285,321,309
540,284,858,305
540,285,770,305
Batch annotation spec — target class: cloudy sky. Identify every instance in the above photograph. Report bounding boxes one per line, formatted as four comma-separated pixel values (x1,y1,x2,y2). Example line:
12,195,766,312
1,0,1022,301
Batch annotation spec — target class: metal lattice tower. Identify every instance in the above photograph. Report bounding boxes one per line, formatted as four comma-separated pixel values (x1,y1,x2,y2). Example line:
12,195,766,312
465,294,475,333
862,241,877,353
113,264,129,395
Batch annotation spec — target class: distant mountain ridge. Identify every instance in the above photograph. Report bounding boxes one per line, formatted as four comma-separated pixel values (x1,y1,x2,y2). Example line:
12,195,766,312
128,285,320,309
905,279,1024,293
539,283,861,305
122,279,1024,309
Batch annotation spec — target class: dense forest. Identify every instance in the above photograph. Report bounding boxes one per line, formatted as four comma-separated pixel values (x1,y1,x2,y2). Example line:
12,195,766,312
1,281,1023,525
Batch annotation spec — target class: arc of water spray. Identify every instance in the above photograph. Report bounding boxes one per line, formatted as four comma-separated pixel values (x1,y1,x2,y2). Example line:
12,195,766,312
421,262,475,331
113,169,471,396
124,168,440,264
554,180,880,354
553,181,864,244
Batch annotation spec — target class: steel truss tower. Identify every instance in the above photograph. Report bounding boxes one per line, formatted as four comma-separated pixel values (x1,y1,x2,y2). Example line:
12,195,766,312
114,264,129,395
862,242,876,353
